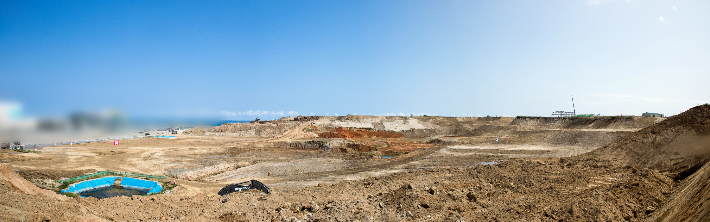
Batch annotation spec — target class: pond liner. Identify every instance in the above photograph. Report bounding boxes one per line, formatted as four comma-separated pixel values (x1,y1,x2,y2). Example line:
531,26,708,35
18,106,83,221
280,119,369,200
61,177,162,196
120,177,162,194
61,177,120,194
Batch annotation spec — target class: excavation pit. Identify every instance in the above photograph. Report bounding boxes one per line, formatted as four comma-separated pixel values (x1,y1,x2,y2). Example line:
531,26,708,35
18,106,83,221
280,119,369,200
61,177,162,199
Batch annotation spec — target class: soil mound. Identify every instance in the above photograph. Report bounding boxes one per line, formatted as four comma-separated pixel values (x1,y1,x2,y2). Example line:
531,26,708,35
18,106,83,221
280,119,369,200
0,163,65,199
346,143,376,153
510,116,659,129
17,169,96,180
651,160,710,221
584,104,710,178
202,122,302,137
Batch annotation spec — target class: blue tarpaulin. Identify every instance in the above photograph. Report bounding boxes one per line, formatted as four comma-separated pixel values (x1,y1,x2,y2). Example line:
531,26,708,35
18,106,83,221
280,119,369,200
62,177,162,195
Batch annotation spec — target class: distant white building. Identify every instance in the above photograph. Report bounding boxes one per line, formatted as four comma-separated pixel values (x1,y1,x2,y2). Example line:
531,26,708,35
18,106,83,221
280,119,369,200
642,112,664,117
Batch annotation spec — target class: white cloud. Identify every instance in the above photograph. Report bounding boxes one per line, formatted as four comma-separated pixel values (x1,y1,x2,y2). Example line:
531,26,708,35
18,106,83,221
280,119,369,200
383,112,408,116
672,6,677,11
310,112,314,115
222,110,294,117
659,17,665,22
222,110,267,116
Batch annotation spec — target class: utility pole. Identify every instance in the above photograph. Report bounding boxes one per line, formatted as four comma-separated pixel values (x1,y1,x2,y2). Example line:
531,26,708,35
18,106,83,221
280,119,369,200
571,95,576,116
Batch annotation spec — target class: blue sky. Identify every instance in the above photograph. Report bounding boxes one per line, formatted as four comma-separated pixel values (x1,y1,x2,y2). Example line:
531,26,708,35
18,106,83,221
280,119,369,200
1,0,708,120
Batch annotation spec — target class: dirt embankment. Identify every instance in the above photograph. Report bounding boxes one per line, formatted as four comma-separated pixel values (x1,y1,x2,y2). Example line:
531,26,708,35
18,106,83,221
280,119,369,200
304,116,515,139
0,164,65,200
192,122,304,137
651,159,710,222
446,127,627,147
317,127,403,139
199,115,657,141
202,115,657,162
576,104,710,221
510,116,661,129
585,105,710,178
16,169,96,181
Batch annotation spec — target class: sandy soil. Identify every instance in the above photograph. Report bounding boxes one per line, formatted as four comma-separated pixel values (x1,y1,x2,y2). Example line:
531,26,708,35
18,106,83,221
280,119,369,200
1,109,708,221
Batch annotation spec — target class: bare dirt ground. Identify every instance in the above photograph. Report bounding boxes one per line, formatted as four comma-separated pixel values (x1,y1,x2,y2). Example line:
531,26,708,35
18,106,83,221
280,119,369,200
1,109,709,221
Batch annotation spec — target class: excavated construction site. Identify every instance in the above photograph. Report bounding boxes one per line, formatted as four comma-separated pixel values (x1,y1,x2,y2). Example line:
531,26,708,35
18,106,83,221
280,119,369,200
1,105,709,221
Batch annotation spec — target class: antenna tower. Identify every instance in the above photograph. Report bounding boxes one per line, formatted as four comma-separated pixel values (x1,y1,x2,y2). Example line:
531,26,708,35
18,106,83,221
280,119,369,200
571,95,576,116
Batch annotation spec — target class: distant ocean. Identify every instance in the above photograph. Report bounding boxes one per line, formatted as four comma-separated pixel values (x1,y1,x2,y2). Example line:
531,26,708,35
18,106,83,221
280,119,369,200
128,118,252,127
